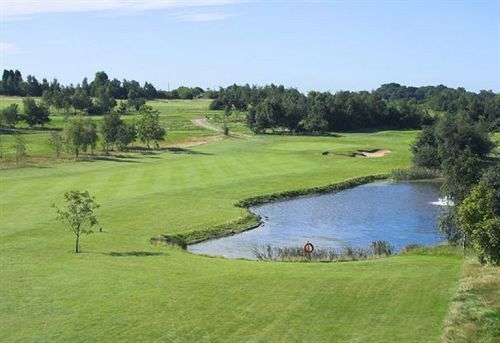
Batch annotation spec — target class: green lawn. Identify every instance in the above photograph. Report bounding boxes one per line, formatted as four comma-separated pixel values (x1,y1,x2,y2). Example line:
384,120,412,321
0,117,466,342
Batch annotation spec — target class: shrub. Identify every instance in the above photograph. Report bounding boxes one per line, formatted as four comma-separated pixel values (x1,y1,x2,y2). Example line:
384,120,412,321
390,167,441,181
371,240,394,255
154,211,261,248
459,181,500,265
209,99,225,110
235,174,388,208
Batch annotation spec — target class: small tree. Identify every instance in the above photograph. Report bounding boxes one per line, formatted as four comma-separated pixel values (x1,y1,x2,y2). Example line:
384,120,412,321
47,131,64,158
222,105,232,135
116,122,136,151
137,105,165,149
95,87,116,113
101,112,123,154
72,88,92,113
63,116,98,158
23,98,50,128
115,101,128,115
83,120,98,155
11,134,27,165
0,104,20,128
127,88,146,111
458,181,500,265
53,190,100,253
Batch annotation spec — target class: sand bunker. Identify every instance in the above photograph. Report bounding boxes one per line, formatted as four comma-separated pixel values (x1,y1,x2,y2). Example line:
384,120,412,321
358,149,391,158
323,149,391,158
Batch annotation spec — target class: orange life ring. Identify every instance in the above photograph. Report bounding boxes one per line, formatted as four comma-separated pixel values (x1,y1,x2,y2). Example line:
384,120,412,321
304,242,314,254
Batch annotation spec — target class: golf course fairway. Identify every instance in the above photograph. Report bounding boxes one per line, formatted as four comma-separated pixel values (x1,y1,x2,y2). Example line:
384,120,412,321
0,124,465,342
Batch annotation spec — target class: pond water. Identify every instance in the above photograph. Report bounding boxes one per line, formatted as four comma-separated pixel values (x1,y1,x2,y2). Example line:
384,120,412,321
188,181,447,259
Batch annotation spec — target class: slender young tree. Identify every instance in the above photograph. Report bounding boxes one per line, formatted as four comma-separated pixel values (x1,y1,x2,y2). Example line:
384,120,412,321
53,190,100,253
11,134,27,165
101,112,123,154
63,116,98,158
137,105,165,149
47,131,64,158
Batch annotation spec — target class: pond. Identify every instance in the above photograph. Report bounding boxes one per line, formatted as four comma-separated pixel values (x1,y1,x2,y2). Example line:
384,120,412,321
188,181,448,259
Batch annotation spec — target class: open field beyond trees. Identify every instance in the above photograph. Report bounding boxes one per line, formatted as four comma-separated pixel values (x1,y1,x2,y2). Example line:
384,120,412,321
0,98,495,342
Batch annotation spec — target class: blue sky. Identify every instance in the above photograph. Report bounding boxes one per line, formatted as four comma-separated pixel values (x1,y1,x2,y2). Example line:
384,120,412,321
1,0,499,92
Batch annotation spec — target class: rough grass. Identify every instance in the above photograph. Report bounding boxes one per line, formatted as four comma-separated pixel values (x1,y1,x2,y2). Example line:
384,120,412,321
443,258,500,342
0,98,468,342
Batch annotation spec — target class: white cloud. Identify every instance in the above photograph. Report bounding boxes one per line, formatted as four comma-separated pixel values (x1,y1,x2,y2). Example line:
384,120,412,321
1,0,242,19
176,11,233,22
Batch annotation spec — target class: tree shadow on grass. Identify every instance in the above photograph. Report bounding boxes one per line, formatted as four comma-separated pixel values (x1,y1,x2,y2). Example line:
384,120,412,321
78,156,140,163
0,127,62,135
106,251,167,257
163,147,213,155
261,131,342,138
107,147,214,156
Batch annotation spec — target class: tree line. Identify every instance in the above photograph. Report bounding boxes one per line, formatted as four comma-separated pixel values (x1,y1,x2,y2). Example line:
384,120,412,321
209,83,499,133
0,69,216,115
1,104,166,163
4,69,498,133
53,104,166,158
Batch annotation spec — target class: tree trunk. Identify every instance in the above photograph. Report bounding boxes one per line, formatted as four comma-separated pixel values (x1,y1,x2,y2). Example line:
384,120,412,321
75,148,79,158
75,233,80,253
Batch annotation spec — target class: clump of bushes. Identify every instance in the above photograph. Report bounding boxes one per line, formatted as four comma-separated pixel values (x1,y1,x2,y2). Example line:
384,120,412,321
371,240,394,255
390,167,441,181
400,244,463,257
252,241,394,262
152,211,261,248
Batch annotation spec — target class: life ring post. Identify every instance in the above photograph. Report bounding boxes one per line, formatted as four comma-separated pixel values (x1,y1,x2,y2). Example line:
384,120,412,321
304,241,314,260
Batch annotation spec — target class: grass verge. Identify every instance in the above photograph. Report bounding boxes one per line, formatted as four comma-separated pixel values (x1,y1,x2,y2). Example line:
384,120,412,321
443,258,500,342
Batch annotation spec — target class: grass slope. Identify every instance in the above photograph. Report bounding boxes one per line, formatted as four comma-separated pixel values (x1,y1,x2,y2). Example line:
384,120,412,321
0,98,465,341
0,129,464,342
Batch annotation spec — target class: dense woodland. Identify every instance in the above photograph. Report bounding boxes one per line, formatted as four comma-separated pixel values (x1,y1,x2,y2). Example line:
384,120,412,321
211,83,499,133
0,69,214,110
